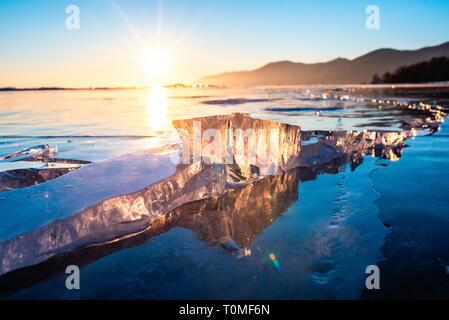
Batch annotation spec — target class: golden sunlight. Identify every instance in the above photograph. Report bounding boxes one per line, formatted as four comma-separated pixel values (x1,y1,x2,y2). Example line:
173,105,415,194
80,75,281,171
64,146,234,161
142,49,172,78
147,85,169,134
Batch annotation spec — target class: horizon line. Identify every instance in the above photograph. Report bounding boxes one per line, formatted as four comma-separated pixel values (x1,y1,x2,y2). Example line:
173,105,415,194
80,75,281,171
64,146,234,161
2,82,449,92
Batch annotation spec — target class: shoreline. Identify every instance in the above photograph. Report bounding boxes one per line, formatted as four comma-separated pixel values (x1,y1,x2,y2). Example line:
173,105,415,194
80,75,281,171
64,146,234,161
1,82,449,92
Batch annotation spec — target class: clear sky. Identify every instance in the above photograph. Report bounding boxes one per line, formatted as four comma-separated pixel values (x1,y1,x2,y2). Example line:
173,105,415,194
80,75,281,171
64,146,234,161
1,0,449,87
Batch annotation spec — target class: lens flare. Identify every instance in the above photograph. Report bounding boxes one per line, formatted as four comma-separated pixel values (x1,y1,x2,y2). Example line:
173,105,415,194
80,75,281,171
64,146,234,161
263,190,272,200
269,253,281,270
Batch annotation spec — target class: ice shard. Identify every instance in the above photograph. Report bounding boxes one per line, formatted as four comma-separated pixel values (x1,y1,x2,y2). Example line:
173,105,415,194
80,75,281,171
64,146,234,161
172,113,302,176
0,167,79,192
0,144,91,191
0,145,57,162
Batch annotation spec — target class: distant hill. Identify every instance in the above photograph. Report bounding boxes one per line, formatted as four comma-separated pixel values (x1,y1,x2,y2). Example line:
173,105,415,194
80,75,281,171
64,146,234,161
372,56,449,84
198,42,449,85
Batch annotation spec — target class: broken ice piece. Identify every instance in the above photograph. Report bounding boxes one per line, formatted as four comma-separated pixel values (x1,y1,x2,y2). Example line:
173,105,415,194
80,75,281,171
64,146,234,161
218,237,240,251
0,145,58,162
0,167,79,192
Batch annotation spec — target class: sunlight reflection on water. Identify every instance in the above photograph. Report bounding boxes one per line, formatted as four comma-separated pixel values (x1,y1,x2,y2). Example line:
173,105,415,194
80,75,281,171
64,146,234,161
0,86,447,161
147,85,169,135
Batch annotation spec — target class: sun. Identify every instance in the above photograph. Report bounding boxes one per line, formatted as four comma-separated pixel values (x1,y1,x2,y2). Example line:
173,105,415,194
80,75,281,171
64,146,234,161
142,49,172,78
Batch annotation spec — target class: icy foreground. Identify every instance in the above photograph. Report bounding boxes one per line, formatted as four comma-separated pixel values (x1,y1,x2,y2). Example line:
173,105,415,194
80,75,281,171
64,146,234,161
0,113,408,275
0,144,91,192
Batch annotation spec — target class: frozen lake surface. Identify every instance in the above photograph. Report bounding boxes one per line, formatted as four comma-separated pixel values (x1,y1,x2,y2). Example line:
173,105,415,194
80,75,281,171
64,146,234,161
0,86,448,299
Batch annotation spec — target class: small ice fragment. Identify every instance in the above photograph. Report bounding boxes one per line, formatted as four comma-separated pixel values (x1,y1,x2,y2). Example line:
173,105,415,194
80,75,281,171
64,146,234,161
0,145,57,162
218,237,239,252
302,137,319,146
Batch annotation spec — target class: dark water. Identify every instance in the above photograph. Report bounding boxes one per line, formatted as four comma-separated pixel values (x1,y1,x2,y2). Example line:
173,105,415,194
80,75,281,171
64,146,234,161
1,86,448,299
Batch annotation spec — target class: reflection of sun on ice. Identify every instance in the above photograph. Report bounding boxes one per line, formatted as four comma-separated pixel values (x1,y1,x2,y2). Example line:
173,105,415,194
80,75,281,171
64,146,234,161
147,85,168,135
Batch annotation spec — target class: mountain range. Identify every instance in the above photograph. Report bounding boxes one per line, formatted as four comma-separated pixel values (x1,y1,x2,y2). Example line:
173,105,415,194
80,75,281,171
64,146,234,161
198,41,449,85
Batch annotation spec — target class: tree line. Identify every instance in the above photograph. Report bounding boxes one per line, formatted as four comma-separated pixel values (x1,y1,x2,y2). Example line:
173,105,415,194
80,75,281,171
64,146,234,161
372,56,449,84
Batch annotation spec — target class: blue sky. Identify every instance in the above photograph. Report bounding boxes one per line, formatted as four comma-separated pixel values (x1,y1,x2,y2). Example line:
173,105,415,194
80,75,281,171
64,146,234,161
1,0,449,87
